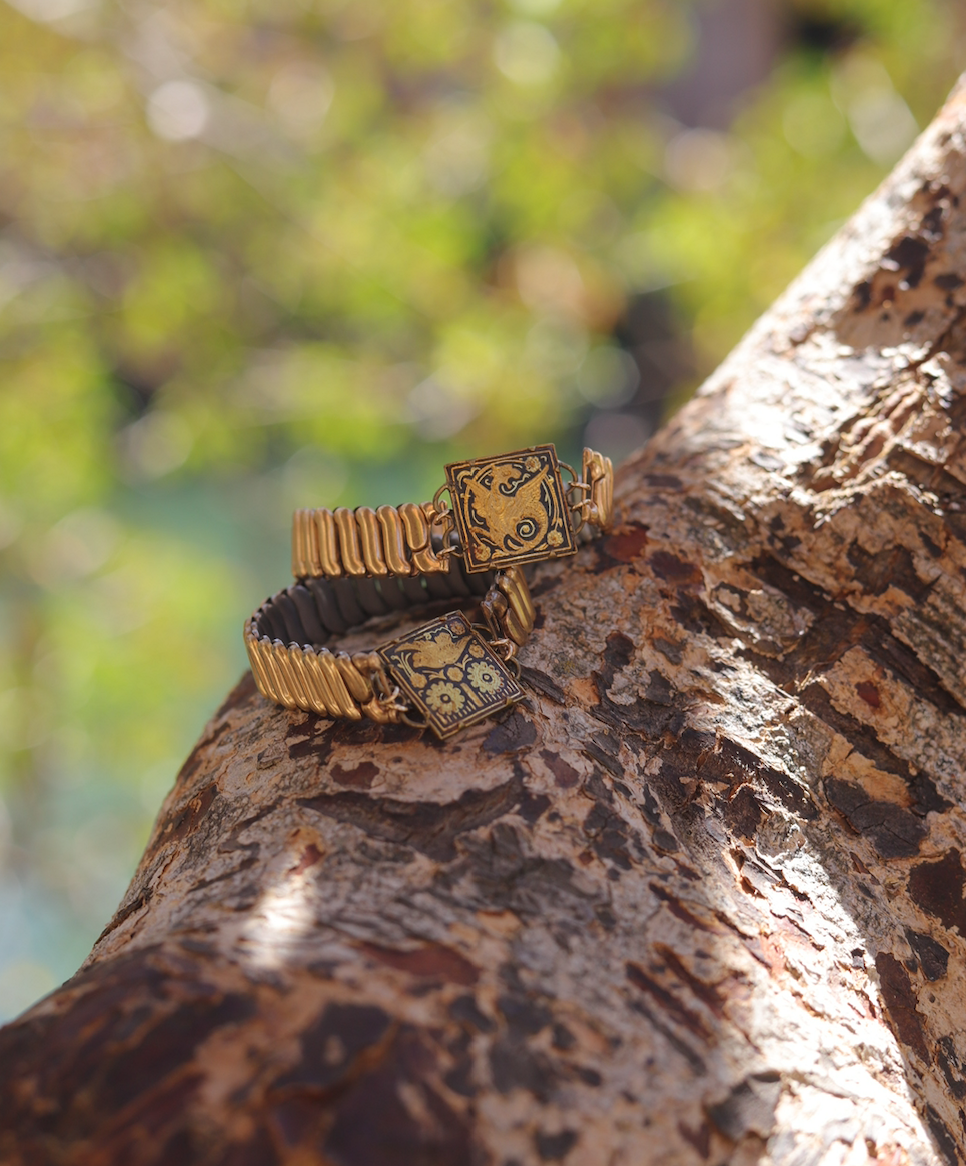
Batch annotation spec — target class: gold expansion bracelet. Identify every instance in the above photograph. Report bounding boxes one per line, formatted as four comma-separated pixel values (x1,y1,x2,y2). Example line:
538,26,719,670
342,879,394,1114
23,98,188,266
244,564,534,739
291,444,613,582
246,443,613,739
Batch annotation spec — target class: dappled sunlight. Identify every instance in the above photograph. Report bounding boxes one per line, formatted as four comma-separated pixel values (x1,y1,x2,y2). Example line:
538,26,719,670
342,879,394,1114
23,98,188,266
237,850,322,973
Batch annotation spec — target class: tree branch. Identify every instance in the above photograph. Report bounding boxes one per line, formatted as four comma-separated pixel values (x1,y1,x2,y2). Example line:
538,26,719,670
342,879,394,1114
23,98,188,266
5,77,966,1166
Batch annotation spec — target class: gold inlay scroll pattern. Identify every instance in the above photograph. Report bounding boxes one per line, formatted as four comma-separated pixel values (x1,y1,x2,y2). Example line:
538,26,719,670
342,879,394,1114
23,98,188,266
378,612,524,738
445,445,576,573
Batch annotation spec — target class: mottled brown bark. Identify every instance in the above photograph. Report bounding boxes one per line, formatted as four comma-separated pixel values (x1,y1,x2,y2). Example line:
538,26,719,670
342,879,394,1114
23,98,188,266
7,81,966,1166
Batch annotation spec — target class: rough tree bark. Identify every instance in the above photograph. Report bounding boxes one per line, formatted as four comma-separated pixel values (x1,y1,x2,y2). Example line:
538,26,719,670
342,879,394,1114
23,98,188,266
7,79,966,1166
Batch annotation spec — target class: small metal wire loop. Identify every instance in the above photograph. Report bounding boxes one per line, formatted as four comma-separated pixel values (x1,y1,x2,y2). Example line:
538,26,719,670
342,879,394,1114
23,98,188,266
370,680,413,723
430,502,462,559
371,667,396,701
471,623,518,665
431,483,452,517
558,460,579,485
566,478,592,534
397,707,429,730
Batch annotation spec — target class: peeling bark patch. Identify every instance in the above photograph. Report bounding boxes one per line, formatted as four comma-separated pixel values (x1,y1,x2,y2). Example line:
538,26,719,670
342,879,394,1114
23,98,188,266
875,953,930,1063
649,552,701,584
540,750,580,789
287,843,323,876
583,737,624,779
583,800,635,871
649,885,717,933
625,963,712,1041
273,1003,392,1092
162,783,219,846
286,723,335,769
655,946,725,1018
852,279,873,312
600,631,635,684
706,1072,781,1140
884,235,931,289
907,850,966,933
520,666,567,706
96,889,153,943
702,737,817,822
452,822,598,921
483,709,537,755
846,542,932,601
643,473,682,490
906,930,950,981
358,942,478,986
924,1104,959,1166
299,773,546,862
793,682,949,815
678,1119,711,1158
824,778,926,858
322,1027,472,1166
331,761,379,790
721,786,763,842
535,1129,579,1160
601,526,649,564
643,671,674,704
448,995,495,1033
102,993,253,1112
498,993,552,1037
936,1036,966,1100
489,1039,556,1100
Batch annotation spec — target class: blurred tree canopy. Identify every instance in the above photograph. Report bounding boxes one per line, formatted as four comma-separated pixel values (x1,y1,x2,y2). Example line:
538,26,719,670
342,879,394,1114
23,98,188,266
0,0,962,1017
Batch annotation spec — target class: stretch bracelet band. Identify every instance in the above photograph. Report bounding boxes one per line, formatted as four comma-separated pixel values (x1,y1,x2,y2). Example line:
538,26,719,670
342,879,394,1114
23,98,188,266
245,561,535,739
292,444,613,581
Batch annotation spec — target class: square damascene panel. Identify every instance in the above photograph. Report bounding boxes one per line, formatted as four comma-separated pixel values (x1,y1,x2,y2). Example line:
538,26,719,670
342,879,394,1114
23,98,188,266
445,445,577,573
378,612,525,739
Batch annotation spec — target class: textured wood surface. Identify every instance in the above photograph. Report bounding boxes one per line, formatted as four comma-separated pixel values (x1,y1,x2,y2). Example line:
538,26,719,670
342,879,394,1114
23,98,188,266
6,79,966,1166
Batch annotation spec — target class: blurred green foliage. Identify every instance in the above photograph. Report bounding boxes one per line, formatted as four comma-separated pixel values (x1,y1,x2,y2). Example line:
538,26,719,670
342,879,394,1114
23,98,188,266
0,0,962,1016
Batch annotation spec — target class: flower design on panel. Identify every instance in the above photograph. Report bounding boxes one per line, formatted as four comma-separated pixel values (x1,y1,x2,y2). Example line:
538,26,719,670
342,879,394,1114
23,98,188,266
378,612,524,738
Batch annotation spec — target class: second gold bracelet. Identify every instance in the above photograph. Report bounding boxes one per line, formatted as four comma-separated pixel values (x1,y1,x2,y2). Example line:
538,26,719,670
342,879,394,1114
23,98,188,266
291,443,613,582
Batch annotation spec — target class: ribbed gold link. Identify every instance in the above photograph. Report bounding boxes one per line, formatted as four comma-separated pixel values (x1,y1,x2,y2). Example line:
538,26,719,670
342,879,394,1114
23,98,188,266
582,447,614,533
398,501,429,552
292,511,307,579
310,652,347,713
362,696,398,724
312,509,342,577
296,501,450,578
252,637,283,704
284,644,317,711
399,501,447,574
497,566,535,635
318,649,362,719
288,646,330,716
503,606,528,646
353,650,383,676
263,642,299,709
336,651,374,703
246,631,280,703
377,505,412,576
303,511,322,576
334,507,366,576
355,506,389,577
482,588,508,641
